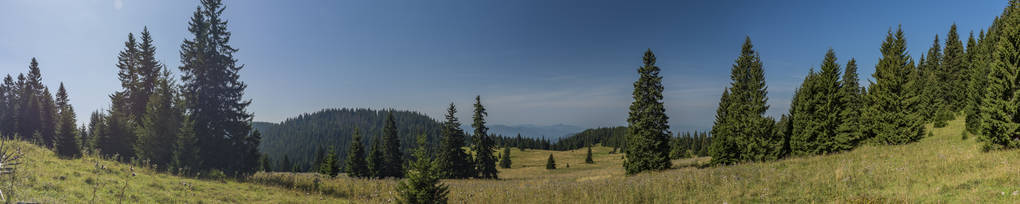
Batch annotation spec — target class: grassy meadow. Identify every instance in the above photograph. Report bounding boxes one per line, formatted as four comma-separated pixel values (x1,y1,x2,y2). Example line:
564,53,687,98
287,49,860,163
254,116,1020,203
8,116,1020,203
2,140,346,203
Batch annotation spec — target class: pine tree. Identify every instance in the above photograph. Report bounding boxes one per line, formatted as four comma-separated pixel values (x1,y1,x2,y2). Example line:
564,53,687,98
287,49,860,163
623,49,672,174
545,154,556,170
54,83,79,158
172,115,201,173
0,75,11,137
435,103,475,178
981,1,1020,150
319,146,340,177
917,35,943,122
790,49,844,155
965,30,983,134
834,59,865,150
104,92,136,160
863,26,924,145
379,112,404,178
38,87,57,148
942,23,968,112
367,136,384,178
346,128,370,178
179,0,258,175
585,146,594,164
710,37,779,165
498,147,511,168
134,71,182,168
396,134,449,204
472,96,498,179
132,27,164,124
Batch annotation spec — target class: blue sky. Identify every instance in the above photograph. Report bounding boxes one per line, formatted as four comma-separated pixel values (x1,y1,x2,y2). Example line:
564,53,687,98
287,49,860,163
0,0,1007,132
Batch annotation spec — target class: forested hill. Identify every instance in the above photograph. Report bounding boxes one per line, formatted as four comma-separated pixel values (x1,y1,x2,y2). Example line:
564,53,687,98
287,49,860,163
255,108,442,171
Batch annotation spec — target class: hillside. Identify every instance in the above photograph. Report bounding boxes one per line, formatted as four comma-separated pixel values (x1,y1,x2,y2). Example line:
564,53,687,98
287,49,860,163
480,124,585,140
255,108,442,171
252,117,1020,203
1,139,345,203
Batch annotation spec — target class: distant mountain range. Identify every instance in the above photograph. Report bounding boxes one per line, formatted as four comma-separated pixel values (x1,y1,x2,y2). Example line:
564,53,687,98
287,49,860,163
464,124,585,140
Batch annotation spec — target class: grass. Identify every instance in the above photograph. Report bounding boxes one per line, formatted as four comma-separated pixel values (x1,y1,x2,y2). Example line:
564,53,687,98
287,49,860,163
254,116,1020,203
17,116,1020,202
2,140,347,203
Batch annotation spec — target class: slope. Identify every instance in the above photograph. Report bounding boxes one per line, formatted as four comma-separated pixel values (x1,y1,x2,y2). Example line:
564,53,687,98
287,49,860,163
1,139,345,203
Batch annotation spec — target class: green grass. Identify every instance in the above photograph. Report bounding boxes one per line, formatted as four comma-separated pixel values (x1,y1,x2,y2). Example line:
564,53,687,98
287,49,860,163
18,116,1020,202
254,116,1020,203
2,140,346,203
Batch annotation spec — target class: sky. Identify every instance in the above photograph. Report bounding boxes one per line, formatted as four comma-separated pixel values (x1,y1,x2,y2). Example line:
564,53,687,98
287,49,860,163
0,0,1008,132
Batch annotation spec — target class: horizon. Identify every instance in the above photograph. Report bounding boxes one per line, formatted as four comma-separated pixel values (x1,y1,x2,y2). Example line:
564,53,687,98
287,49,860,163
0,0,1006,132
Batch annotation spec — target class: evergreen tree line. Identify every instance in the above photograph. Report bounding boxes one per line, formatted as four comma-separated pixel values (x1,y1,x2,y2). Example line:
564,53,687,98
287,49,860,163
341,96,500,180
81,0,259,177
0,59,80,158
669,131,711,159
491,133,553,150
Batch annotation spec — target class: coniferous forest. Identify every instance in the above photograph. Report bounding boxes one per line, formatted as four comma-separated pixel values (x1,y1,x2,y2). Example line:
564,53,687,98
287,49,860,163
5,0,1020,203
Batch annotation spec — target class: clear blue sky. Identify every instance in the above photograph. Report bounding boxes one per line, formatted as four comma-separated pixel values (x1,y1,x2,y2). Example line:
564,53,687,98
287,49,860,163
0,0,1006,132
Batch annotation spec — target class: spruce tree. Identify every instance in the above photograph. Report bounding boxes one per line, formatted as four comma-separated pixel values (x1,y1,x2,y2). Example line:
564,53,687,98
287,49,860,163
179,0,258,175
472,96,498,179
259,154,271,172
545,154,556,170
346,128,370,178
834,59,865,150
172,115,201,173
965,30,983,134
623,49,672,174
790,49,844,155
710,37,779,165
134,71,182,168
917,35,943,122
499,147,511,168
981,1,1020,150
320,147,340,177
54,83,79,158
0,75,14,136
380,112,404,178
279,155,292,172
942,23,968,112
38,87,57,147
585,146,594,164
435,103,475,178
396,134,449,204
863,26,924,145
367,136,384,178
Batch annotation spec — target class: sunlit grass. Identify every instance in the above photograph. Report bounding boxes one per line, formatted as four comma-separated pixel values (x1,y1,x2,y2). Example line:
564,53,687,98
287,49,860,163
4,140,346,203
254,116,1020,203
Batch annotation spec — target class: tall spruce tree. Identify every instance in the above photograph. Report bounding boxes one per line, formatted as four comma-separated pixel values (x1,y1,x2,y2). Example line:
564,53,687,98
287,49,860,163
863,26,924,145
38,87,57,147
134,71,182,169
965,30,985,134
790,49,844,155
179,0,259,175
917,35,943,123
0,75,14,137
54,83,79,158
834,59,865,150
435,103,475,178
396,134,449,204
472,96,498,179
346,128,370,178
623,49,671,174
710,37,779,165
981,1,1020,150
380,112,404,178
367,136,384,178
942,24,968,112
